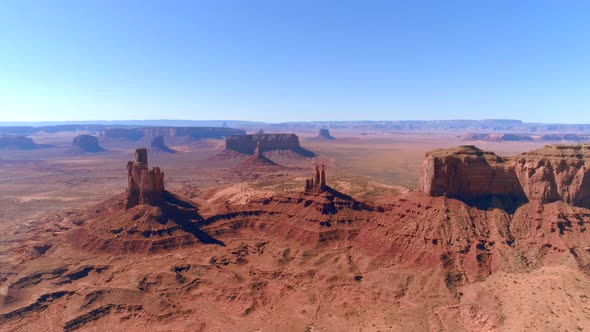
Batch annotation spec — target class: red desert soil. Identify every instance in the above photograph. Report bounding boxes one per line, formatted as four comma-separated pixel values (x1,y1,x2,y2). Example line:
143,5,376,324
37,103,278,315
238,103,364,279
1,134,590,331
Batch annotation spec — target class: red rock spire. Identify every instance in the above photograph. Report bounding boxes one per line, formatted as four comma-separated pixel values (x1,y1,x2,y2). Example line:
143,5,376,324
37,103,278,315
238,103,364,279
126,148,165,208
305,164,328,193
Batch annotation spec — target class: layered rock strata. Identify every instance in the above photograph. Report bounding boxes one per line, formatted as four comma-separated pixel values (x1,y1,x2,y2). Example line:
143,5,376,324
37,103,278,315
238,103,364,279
420,144,590,209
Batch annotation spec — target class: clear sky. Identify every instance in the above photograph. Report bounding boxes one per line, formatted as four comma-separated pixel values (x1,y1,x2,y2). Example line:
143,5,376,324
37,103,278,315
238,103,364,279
1,1,589,123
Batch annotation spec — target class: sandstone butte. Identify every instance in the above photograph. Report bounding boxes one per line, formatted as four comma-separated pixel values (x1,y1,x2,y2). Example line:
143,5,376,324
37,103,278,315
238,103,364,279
4,144,590,331
149,135,176,154
316,129,335,140
71,135,104,153
224,133,315,157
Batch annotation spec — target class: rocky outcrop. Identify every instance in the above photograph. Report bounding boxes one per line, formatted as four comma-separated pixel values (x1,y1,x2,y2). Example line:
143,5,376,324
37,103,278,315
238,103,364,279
225,133,315,157
71,135,104,153
317,129,335,140
101,127,245,141
513,145,590,207
305,165,328,193
235,142,281,172
126,148,165,208
0,135,39,150
420,144,590,209
149,136,175,154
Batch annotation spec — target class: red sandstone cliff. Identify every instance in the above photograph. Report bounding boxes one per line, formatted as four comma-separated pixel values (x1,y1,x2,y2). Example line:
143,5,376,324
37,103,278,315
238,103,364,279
420,144,590,209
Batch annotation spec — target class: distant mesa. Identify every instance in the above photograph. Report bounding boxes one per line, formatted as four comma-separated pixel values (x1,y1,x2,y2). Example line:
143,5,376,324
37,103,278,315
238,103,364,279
462,133,533,142
0,135,40,150
317,129,335,140
420,144,590,210
255,129,264,134
463,132,590,142
149,135,176,154
100,126,245,141
221,133,315,158
70,135,104,153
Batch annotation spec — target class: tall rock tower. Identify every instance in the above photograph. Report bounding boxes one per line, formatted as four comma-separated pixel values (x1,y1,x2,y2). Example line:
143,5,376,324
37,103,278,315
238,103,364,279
126,148,165,208
305,164,328,193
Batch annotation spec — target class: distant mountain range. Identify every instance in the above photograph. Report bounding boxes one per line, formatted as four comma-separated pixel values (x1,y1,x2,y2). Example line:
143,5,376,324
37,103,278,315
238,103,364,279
1,119,590,134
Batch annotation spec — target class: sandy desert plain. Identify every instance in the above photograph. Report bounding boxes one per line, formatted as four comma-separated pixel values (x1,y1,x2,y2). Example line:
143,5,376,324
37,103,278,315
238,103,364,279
1,128,590,331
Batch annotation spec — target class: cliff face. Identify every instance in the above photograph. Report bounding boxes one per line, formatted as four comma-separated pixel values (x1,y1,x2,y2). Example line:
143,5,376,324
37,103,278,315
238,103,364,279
102,127,245,141
513,145,590,207
126,148,165,208
420,144,590,209
225,133,307,155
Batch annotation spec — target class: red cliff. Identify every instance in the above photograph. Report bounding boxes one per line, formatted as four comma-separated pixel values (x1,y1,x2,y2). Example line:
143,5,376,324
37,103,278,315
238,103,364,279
420,144,590,209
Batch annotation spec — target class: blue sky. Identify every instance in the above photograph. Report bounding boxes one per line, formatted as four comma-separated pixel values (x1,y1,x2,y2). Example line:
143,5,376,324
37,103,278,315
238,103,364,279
1,1,589,123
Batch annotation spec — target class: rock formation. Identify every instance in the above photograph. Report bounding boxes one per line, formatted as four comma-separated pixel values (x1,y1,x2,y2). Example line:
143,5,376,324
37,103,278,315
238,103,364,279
235,141,282,171
317,129,335,140
305,165,328,193
224,133,315,157
126,148,165,208
149,136,175,153
0,135,39,150
71,135,104,153
513,145,590,207
420,144,590,209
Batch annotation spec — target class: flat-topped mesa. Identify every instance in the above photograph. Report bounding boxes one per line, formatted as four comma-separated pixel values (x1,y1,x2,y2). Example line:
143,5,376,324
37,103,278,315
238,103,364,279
420,144,590,209
305,165,328,193
225,133,302,155
126,148,165,208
